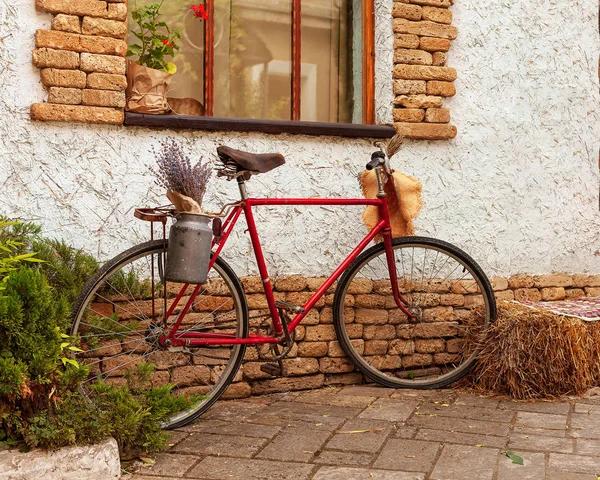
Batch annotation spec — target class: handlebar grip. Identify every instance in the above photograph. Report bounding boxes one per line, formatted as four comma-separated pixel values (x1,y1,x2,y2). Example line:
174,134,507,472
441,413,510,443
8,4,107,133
366,151,386,170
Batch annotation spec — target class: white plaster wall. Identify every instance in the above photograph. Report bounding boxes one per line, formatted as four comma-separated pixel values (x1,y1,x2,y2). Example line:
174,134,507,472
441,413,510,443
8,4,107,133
0,0,599,278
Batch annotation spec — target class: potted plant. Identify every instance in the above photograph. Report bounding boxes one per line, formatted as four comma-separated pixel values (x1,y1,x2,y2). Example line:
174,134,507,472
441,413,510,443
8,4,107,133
126,2,208,114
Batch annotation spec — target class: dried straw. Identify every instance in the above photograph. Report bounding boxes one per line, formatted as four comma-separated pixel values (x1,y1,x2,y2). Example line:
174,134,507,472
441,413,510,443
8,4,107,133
466,302,600,399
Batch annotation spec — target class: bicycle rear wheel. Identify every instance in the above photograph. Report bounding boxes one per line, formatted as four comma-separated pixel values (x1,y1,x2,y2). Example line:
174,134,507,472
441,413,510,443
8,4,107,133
71,240,248,429
333,236,496,389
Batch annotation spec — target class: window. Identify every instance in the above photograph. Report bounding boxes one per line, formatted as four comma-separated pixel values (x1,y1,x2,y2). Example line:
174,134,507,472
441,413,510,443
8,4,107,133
129,0,375,125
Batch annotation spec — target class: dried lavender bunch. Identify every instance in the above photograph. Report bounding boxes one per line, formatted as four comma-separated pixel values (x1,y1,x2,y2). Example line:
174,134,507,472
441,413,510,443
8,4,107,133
150,139,212,206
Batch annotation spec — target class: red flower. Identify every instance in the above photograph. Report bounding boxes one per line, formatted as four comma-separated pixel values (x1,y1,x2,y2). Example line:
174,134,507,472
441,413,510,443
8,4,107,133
162,39,173,47
190,4,208,20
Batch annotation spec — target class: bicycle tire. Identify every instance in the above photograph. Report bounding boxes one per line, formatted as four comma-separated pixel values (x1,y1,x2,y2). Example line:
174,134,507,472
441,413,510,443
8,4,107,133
333,236,496,389
71,240,249,429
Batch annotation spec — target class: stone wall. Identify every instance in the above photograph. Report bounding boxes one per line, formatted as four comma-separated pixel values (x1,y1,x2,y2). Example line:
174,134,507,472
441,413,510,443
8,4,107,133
392,0,458,140
30,0,127,125
86,272,600,401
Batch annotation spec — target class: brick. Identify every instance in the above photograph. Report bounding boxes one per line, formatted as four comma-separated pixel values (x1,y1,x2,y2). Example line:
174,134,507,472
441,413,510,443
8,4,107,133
394,64,457,81
394,48,433,65
585,287,600,297
495,290,515,301
363,324,396,340
439,293,464,306
250,374,324,395
393,79,427,95
242,362,271,380
415,338,445,353
354,294,386,309
51,14,81,33
573,274,600,288
565,288,585,299
328,339,364,357
36,0,109,17
419,36,451,52
425,107,450,123
241,276,266,293
80,52,126,74
286,291,324,308
408,323,457,338
388,339,414,355
324,372,363,386
355,309,388,324
394,122,457,139
82,17,127,39
35,30,127,56
306,277,337,293
282,357,319,376
393,19,458,40
425,80,455,97
47,86,82,104
392,3,422,20
347,278,373,294
30,103,123,124
393,108,425,123
305,325,337,342
364,340,389,355
394,33,420,49
432,51,447,66
422,6,453,24
40,68,86,88
297,341,328,357
86,72,126,91
541,287,566,301
107,3,127,21
514,288,542,302
533,274,573,288
275,275,307,292
491,276,509,291
221,381,251,399
508,274,534,288
394,94,443,108
319,357,355,374
32,48,80,69
409,0,452,6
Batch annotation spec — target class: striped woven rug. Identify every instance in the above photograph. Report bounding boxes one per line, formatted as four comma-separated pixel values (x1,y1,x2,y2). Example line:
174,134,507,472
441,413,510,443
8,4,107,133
517,297,600,321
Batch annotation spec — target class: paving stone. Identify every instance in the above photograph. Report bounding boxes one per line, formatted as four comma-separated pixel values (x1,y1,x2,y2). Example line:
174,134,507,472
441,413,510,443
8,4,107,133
256,426,330,462
430,444,498,480
313,466,425,480
546,472,598,479
415,403,512,423
247,402,350,431
497,452,545,480
359,399,419,422
509,433,574,453
339,385,396,397
514,411,568,437
571,413,600,439
178,419,281,438
138,453,199,477
200,400,268,422
499,400,571,415
575,438,600,456
313,451,375,467
374,438,439,472
171,432,267,457
408,414,511,436
325,418,392,453
165,430,189,449
549,453,600,474
294,391,376,408
394,425,418,439
574,403,600,414
415,428,506,448
187,456,313,479
390,388,457,403
454,394,500,409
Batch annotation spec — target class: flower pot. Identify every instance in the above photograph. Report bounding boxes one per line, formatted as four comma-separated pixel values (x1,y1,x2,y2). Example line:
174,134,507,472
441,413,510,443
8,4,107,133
165,212,212,285
126,61,173,114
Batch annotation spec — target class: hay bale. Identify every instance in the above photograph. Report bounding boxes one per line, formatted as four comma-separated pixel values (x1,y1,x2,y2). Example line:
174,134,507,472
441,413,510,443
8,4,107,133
466,302,600,399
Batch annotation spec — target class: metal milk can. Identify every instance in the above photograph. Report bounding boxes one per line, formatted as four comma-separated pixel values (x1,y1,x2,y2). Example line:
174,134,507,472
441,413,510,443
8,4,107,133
165,212,212,284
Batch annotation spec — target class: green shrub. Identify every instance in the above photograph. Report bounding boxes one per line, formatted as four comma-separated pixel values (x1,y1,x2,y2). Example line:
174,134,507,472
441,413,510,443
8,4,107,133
0,219,195,456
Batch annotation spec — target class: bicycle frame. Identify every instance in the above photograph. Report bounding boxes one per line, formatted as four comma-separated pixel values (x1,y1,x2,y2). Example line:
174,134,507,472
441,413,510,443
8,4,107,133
160,184,411,348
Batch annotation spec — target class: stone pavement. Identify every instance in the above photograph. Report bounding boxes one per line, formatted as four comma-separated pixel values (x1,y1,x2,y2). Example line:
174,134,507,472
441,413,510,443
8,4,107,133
130,385,600,480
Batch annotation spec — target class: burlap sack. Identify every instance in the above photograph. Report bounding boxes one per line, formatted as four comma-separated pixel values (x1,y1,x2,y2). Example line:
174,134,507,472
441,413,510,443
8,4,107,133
360,169,423,240
126,61,173,114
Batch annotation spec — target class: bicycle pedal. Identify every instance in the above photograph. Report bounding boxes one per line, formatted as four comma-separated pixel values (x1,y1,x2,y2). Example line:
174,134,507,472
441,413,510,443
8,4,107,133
260,363,282,377
274,300,304,314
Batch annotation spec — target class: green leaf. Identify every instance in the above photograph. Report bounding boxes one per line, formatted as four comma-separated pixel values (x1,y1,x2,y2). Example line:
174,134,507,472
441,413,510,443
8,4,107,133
68,346,84,352
63,358,80,368
127,44,143,56
60,342,70,349
505,451,524,465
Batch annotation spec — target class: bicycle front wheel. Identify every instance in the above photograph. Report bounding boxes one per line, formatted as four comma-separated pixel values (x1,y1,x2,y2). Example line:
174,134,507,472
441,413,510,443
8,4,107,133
71,240,249,429
333,236,496,389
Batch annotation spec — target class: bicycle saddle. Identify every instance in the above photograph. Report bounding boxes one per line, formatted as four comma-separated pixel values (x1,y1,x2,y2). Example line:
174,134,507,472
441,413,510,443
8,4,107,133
217,146,285,174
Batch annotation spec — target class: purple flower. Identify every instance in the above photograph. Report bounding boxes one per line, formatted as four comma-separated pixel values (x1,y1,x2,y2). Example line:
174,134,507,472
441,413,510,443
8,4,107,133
150,139,212,206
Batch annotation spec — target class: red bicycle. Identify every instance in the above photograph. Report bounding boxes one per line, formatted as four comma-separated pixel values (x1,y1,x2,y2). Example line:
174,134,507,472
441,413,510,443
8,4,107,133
71,142,496,429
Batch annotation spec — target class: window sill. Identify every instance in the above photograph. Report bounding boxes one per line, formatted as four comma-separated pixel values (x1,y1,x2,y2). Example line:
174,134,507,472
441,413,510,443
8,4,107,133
124,113,396,139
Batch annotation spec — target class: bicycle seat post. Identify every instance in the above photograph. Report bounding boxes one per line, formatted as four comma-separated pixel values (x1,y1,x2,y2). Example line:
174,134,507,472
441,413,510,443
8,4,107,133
237,176,249,200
